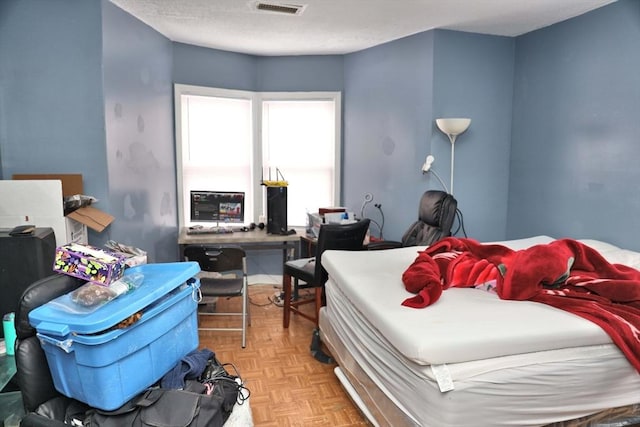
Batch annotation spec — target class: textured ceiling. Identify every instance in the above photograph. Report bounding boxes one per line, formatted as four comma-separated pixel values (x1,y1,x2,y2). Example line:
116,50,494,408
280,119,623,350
110,0,617,56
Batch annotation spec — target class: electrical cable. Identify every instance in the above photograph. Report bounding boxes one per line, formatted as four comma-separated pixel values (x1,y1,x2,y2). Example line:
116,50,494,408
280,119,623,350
367,218,383,239
360,193,385,239
374,203,385,240
360,193,373,219
452,208,468,238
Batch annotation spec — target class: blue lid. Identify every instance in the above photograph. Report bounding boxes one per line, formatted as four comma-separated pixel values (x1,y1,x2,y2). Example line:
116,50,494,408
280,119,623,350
29,262,200,336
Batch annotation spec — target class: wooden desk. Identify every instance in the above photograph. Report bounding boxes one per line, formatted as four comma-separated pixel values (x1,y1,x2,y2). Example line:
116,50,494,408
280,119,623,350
299,234,317,258
178,227,304,263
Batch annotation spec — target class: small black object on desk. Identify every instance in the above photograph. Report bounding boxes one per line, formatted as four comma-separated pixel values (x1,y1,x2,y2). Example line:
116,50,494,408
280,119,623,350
9,225,35,236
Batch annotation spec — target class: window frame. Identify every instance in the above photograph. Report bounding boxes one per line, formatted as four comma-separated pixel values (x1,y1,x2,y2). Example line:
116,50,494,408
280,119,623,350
174,84,341,228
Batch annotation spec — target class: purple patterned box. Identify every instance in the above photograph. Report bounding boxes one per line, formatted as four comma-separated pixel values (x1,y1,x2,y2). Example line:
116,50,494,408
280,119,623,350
53,243,127,285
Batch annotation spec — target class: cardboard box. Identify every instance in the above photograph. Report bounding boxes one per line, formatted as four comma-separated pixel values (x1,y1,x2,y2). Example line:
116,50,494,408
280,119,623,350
53,243,127,285
29,262,200,411
12,174,83,197
3,175,114,245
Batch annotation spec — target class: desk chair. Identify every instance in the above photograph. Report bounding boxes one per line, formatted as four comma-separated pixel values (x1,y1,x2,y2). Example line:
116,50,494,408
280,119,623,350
183,245,250,348
282,219,370,328
368,190,457,249
16,274,89,427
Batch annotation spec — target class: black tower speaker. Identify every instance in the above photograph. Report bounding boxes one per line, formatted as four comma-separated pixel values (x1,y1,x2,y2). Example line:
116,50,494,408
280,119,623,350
266,186,288,235
0,227,56,337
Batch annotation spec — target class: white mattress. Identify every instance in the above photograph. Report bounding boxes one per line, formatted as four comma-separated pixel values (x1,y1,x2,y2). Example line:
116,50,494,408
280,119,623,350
319,235,640,426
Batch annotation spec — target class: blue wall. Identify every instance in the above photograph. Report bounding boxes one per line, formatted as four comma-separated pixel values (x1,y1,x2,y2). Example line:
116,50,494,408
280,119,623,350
342,31,435,240
342,30,515,242
1,0,638,266
0,0,108,209
508,0,640,249
173,43,258,91
432,31,515,242
101,1,177,262
172,44,344,93
256,56,344,92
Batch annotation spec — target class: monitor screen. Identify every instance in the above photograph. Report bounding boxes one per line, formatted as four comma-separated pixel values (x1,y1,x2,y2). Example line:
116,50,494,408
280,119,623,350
190,191,245,224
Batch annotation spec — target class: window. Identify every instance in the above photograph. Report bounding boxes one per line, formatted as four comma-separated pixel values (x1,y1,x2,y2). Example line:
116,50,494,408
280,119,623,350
261,95,339,226
174,84,341,228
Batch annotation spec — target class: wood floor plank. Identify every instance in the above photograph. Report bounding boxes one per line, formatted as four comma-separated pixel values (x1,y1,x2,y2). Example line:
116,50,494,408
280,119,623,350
197,284,370,426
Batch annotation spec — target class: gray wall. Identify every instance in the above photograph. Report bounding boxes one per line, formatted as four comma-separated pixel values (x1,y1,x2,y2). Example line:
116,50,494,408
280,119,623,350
508,0,640,250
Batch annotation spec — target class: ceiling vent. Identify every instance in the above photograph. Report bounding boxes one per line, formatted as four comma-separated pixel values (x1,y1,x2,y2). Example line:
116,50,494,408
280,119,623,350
255,2,306,15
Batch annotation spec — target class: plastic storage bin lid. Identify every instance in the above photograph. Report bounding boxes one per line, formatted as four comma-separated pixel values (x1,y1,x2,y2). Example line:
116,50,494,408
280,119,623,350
29,261,200,337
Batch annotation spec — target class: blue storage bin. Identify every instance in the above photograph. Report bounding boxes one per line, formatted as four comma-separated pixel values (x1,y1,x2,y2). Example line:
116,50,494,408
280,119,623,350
29,262,201,411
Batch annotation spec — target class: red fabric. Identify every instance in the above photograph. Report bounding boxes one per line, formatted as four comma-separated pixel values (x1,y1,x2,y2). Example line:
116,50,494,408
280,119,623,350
401,237,640,373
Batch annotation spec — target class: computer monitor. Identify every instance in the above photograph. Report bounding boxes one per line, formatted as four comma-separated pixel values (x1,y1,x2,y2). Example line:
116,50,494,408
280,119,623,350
190,191,245,224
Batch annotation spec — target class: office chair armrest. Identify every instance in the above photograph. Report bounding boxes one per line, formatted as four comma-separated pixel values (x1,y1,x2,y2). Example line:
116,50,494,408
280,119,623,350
366,240,402,250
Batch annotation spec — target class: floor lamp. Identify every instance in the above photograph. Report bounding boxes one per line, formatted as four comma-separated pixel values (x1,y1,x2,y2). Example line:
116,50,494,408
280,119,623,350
435,118,471,195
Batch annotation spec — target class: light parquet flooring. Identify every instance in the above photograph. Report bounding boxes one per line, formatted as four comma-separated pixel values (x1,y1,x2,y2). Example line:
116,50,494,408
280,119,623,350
197,284,370,427
199,287,640,427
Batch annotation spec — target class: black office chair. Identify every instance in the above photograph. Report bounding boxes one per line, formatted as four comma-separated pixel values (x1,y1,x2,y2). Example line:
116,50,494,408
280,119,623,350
15,273,89,427
368,190,458,249
282,219,370,328
183,245,250,348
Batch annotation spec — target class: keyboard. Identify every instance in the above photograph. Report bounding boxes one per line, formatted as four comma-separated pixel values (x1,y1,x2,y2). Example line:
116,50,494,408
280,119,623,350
186,227,234,235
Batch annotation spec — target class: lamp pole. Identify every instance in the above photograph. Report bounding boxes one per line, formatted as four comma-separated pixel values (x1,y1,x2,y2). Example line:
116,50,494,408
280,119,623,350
449,134,457,195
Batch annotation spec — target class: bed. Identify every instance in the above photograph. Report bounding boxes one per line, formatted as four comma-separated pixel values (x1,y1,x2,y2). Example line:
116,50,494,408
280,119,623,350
318,236,640,427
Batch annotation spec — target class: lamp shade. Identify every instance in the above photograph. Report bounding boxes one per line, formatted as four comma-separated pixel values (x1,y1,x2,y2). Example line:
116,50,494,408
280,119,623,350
436,118,471,137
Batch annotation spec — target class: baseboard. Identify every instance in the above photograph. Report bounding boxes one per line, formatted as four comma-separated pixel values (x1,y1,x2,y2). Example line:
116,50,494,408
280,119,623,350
248,274,282,286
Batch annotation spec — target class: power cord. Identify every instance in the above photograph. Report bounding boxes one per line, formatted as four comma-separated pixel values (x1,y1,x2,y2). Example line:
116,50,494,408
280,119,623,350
360,193,385,239
452,208,468,238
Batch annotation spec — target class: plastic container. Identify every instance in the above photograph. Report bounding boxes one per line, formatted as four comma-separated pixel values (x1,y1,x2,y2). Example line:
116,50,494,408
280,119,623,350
2,312,16,356
29,262,201,411
4,413,20,427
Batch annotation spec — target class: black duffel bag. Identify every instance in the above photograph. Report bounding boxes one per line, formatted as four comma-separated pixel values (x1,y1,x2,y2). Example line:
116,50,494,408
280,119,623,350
84,350,249,427
85,380,227,427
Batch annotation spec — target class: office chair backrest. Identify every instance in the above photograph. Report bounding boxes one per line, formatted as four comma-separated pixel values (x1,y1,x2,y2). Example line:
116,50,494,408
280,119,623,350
183,246,245,274
15,273,83,413
401,190,457,247
314,219,370,283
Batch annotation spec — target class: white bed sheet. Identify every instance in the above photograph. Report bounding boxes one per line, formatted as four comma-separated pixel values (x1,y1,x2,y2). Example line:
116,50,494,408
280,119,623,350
319,235,640,426
321,236,618,365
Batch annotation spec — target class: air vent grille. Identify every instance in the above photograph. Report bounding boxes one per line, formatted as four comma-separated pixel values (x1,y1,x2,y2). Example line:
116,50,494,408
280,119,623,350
256,2,305,15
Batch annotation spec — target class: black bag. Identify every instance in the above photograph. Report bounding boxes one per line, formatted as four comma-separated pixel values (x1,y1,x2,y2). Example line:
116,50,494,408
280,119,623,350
85,382,226,427
199,355,247,414
85,355,249,427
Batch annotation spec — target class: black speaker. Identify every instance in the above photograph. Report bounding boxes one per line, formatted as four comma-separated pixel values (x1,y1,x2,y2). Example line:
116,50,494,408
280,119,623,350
266,186,288,235
0,227,56,337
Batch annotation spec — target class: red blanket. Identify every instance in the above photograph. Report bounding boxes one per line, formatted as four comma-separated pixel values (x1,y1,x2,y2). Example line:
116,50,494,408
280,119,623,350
402,237,640,373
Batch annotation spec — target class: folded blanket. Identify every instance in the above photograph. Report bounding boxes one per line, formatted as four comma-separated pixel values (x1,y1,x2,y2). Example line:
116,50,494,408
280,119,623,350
402,237,640,373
